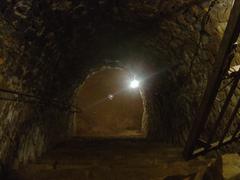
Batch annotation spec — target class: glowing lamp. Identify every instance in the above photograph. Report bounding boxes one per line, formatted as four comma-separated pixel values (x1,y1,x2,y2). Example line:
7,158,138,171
130,79,140,89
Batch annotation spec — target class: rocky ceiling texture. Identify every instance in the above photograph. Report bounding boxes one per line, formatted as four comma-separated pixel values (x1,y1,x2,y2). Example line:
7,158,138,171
0,0,236,170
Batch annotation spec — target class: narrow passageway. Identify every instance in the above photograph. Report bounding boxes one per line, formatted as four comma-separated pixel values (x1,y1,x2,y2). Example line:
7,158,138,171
1,1,240,180
73,68,144,138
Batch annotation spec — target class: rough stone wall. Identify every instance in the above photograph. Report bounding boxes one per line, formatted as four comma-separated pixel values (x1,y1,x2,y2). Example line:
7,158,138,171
0,0,237,171
0,2,71,171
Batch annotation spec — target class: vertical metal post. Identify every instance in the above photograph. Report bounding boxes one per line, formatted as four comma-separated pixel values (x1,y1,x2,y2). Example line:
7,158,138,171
218,96,240,146
231,122,240,140
207,77,239,145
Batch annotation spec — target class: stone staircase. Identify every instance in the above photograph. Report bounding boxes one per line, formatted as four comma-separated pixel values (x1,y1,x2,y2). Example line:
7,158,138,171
8,138,240,180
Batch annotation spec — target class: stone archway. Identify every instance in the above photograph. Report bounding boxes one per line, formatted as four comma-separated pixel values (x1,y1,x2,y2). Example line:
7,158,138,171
72,67,148,138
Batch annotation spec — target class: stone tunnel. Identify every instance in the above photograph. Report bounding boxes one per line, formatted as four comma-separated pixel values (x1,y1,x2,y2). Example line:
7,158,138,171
0,0,240,179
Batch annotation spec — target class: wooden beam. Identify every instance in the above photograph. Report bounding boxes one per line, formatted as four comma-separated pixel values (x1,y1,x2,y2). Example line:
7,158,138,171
183,0,240,160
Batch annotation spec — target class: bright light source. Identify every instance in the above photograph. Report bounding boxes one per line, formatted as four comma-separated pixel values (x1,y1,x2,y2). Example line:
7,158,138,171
108,94,114,100
130,79,140,89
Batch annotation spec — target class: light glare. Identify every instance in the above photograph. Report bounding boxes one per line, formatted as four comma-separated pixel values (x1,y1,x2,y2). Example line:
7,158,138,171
130,80,140,89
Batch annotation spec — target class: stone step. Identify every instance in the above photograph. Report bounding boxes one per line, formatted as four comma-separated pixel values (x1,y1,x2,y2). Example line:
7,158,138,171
39,150,183,162
36,140,183,165
12,153,240,180
13,139,239,180
52,139,181,150
14,159,210,180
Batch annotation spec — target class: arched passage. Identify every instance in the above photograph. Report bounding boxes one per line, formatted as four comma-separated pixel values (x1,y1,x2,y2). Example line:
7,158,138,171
73,67,146,138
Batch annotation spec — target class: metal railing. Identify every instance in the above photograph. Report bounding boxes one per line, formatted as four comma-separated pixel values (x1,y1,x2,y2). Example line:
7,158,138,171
183,0,240,159
0,87,80,113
